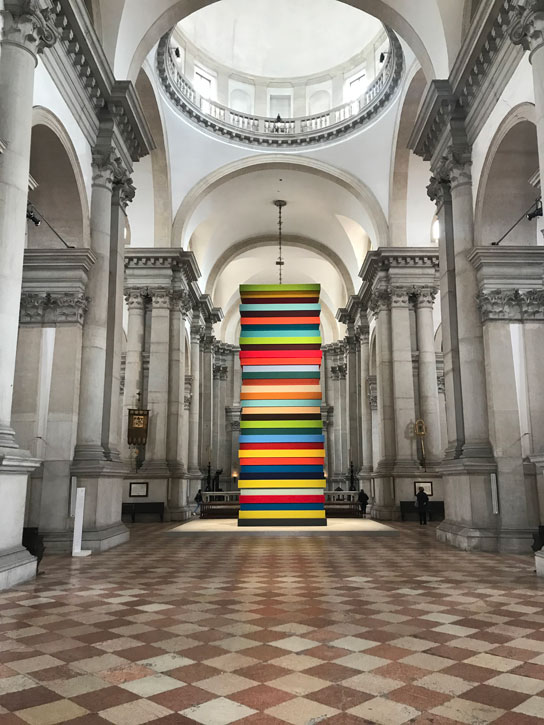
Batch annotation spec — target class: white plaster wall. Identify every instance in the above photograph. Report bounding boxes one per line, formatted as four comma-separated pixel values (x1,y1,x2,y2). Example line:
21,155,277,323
128,155,156,247
33,61,93,208
406,152,436,246
472,55,534,210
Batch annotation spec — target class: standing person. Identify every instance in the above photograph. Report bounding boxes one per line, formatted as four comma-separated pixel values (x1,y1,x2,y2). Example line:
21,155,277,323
415,486,429,525
193,489,203,517
358,489,369,518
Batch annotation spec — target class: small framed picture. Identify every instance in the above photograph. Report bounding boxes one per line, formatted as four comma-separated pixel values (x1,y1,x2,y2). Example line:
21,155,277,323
414,481,433,496
130,482,149,498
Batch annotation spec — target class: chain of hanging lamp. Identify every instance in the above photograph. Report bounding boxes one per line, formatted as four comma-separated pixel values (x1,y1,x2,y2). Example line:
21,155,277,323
274,199,286,284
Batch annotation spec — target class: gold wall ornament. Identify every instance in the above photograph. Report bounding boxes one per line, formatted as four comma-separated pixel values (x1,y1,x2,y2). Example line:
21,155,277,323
128,409,149,445
415,418,427,471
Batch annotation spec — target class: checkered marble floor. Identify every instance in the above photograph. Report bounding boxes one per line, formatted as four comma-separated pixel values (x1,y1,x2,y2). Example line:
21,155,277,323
1,522,543,724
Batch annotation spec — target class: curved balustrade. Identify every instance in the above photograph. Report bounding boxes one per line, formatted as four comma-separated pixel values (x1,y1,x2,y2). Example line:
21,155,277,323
157,30,404,147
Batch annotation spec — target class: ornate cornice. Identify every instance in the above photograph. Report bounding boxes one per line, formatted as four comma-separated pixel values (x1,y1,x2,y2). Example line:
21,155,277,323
2,0,59,57
410,1,520,163
20,291,89,325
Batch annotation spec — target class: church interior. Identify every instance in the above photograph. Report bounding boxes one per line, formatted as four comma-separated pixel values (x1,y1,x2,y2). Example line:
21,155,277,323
2,0,544,722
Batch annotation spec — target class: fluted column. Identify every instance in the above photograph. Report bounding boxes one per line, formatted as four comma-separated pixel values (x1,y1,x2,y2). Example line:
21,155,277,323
415,287,442,462
142,289,171,472
187,316,203,487
358,326,373,475
121,289,145,461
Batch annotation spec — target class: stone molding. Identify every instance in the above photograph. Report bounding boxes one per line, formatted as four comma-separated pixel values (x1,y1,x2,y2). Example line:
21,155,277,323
2,0,59,56
477,288,544,321
20,291,89,325
409,1,520,162
437,374,446,394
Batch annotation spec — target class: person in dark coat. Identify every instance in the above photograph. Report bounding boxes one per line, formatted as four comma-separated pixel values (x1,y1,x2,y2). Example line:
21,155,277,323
416,486,429,525
358,489,369,518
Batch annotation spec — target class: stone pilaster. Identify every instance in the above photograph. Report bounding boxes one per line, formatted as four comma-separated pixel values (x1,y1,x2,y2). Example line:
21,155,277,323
187,315,203,494
358,326,373,477
415,287,442,462
141,289,171,474
121,289,145,461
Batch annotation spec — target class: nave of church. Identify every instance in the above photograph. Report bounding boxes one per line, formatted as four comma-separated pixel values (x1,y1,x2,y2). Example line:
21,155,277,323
3,0,544,720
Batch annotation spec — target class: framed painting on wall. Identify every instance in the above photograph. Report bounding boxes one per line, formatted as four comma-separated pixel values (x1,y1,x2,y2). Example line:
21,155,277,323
129,482,149,498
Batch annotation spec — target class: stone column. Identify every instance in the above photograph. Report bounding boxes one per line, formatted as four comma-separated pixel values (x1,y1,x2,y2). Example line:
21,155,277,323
358,326,373,476
0,3,57,586
142,288,171,473
218,363,229,479
338,354,349,478
390,286,418,467
187,315,203,495
415,287,442,462
212,356,221,473
121,290,145,462
345,333,360,471
370,289,397,519
331,347,343,484
511,1,544,189
71,146,129,552
478,291,540,552
167,291,190,519
227,407,241,483
429,151,496,550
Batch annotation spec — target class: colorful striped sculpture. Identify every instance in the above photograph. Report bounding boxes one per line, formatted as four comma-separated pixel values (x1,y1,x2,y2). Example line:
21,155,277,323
238,284,327,526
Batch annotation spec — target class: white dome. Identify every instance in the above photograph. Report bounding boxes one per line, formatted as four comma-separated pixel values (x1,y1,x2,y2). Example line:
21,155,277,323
178,0,384,78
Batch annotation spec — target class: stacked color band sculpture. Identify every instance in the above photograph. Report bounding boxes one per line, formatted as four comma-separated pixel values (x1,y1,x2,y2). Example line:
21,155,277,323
238,283,327,526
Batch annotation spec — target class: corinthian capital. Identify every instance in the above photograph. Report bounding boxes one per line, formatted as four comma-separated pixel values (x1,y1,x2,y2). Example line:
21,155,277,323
91,147,122,189
368,288,391,316
427,175,451,207
2,1,58,57
390,285,413,308
415,287,438,308
436,146,472,190
125,288,145,311
510,0,544,54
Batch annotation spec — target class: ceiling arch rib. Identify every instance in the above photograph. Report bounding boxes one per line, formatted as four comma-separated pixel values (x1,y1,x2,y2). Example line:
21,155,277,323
206,236,355,300
174,155,388,252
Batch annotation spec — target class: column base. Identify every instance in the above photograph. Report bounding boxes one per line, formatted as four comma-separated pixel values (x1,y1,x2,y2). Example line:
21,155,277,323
41,522,129,553
371,504,402,521
140,460,172,476
168,506,192,522
0,448,41,590
0,546,37,589
536,550,544,578
436,520,537,554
